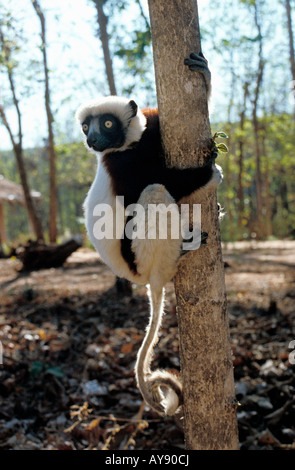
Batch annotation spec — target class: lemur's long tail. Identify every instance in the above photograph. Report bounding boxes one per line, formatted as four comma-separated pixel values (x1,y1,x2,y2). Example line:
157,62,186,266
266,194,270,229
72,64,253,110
135,285,182,416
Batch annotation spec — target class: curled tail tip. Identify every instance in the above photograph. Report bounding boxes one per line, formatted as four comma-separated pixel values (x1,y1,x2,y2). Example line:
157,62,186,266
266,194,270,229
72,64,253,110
162,389,181,416
140,370,183,416
143,391,181,416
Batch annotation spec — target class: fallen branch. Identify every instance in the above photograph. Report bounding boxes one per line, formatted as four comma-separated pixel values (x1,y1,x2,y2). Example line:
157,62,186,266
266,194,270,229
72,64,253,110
13,238,82,271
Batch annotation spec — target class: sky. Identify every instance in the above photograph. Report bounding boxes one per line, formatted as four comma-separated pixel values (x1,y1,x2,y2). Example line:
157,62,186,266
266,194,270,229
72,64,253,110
0,0,226,151
0,0,292,151
0,0,115,150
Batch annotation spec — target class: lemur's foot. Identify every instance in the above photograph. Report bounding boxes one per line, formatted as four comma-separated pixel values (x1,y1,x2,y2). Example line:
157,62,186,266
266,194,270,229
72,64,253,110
184,52,211,95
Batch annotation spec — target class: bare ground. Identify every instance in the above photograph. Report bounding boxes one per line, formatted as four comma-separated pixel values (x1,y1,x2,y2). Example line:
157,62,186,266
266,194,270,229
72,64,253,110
0,240,294,450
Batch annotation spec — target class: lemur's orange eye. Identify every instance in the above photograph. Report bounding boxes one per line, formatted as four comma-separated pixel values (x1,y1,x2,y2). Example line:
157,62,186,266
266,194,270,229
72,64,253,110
104,120,113,128
82,123,88,132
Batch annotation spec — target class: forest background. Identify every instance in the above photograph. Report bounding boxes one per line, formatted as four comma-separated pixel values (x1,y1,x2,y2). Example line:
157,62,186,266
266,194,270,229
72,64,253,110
0,0,294,246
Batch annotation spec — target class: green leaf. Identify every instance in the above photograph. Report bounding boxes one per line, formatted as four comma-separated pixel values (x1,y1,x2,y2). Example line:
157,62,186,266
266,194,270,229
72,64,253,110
217,143,229,153
215,132,228,139
30,361,44,378
46,366,64,379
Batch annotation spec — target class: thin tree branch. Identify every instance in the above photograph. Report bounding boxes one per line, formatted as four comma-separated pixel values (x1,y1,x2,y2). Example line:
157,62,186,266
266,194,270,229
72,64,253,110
32,0,57,242
0,104,17,150
93,0,117,95
0,27,22,146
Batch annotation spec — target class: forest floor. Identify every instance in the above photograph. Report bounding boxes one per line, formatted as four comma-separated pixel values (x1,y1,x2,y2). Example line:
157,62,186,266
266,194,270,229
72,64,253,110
0,240,294,450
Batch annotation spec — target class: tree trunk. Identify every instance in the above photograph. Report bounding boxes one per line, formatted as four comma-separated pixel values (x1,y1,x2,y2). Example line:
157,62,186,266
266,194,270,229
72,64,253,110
94,0,117,95
147,0,239,450
261,126,272,238
225,62,236,240
279,166,289,213
237,82,249,236
224,151,235,239
0,120,44,242
285,0,295,82
252,106,263,235
32,0,58,243
15,144,45,241
0,79,44,242
252,2,264,237
0,202,6,244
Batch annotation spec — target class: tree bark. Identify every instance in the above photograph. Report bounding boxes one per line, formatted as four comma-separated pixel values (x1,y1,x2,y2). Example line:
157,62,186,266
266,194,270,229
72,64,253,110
32,0,58,243
147,0,239,450
94,0,117,95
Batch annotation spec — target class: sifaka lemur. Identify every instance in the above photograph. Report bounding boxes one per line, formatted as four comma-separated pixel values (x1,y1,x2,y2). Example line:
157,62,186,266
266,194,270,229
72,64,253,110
76,52,223,416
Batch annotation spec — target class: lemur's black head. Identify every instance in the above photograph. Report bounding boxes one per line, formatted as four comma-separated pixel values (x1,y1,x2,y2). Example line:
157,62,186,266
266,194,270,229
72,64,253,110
75,96,146,154
82,112,126,152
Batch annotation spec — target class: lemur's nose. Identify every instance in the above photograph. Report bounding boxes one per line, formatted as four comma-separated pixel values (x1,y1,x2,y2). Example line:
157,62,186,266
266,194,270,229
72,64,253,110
87,132,107,152
87,134,98,148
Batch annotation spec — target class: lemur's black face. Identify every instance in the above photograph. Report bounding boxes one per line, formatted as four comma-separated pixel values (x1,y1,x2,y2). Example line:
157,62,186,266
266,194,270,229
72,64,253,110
82,113,125,152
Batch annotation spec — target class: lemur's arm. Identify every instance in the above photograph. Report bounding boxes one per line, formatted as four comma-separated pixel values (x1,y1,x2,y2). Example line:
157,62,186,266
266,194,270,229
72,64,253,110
153,51,215,202
159,151,220,202
108,150,220,206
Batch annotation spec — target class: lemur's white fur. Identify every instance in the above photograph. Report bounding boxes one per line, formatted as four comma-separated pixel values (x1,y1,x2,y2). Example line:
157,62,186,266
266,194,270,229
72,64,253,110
83,167,183,415
76,96,147,154
83,162,132,279
78,97,180,287
77,95,222,417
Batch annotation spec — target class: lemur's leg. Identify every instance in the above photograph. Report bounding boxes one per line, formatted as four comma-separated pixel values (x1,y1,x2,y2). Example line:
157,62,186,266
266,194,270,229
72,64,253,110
122,184,212,279
131,185,183,415
131,184,182,286
184,52,211,98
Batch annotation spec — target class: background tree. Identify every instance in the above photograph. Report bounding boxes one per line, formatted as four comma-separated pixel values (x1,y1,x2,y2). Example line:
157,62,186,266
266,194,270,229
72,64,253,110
92,0,117,95
0,22,44,242
147,0,239,450
1,0,295,244
32,0,58,243
251,0,265,236
285,0,295,83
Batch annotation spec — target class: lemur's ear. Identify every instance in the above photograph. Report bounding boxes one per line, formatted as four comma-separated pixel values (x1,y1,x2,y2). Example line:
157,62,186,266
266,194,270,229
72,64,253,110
129,100,138,118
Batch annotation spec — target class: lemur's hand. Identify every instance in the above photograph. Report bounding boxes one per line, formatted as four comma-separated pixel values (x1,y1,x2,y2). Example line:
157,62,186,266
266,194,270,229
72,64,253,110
184,52,211,96
202,148,219,168
202,148,223,187
179,231,208,257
